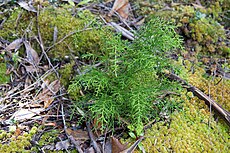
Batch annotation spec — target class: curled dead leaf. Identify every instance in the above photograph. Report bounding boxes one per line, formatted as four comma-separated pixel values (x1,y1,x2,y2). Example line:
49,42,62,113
36,80,61,108
111,136,128,153
24,41,40,65
5,38,23,52
108,0,130,19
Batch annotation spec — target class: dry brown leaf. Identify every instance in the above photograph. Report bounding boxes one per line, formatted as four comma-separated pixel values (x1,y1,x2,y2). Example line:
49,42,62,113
108,0,130,19
14,128,21,137
36,80,61,108
24,65,39,73
111,136,128,153
5,38,23,51
24,41,40,65
49,80,61,93
66,128,89,142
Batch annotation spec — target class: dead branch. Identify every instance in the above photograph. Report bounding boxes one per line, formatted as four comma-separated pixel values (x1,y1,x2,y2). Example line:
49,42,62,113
164,71,230,127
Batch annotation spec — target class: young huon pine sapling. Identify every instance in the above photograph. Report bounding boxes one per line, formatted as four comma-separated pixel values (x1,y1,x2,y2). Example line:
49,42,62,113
68,17,183,136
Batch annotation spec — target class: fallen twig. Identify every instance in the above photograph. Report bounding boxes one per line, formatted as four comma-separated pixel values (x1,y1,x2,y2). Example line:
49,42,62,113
36,5,59,78
45,20,100,53
120,136,144,153
61,103,84,153
0,66,58,103
86,122,102,153
164,70,230,127
109,22,134,40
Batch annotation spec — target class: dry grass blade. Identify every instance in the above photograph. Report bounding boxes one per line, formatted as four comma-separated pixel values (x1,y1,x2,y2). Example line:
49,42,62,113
9,108,44,121
17,1,37,12
53,26,58,44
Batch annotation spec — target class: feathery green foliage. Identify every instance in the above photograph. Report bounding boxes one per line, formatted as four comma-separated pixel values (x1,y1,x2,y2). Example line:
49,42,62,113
68,17,183,135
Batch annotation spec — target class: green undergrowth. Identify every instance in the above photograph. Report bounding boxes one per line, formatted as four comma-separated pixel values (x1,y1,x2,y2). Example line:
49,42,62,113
68,17,183,135
0,62,10,84
0,126,37,152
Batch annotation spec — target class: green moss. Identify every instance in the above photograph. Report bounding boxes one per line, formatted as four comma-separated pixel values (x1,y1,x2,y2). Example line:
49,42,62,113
59,62,75,87
0,126,38,152
37,6,110,59
137,59,230,152
38,129,59,147
139,2,229,57
0,62,10,84
0,8,34,41
0,5,111,60
190,17,226,54
142,92,229,152
46,61,75,87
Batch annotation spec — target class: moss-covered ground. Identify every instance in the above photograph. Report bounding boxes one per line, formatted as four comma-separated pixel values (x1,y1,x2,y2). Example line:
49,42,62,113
139,61,230,152
0,0,229,152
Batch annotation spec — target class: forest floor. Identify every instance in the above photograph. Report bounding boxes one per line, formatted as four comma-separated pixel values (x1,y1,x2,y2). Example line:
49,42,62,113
0,0,229,152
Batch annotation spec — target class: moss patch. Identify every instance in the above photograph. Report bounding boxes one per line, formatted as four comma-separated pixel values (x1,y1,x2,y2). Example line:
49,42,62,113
0,5,111,60
0,62,10,84
137,1,229,56
0,126,38,152
142,95,229,152
139,61,230,152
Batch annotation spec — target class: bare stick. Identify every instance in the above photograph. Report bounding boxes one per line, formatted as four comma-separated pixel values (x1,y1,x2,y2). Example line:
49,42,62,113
164,71,230,126
36,5,59,78
45,20,100,53
86,122,102,153
61,103,84,153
